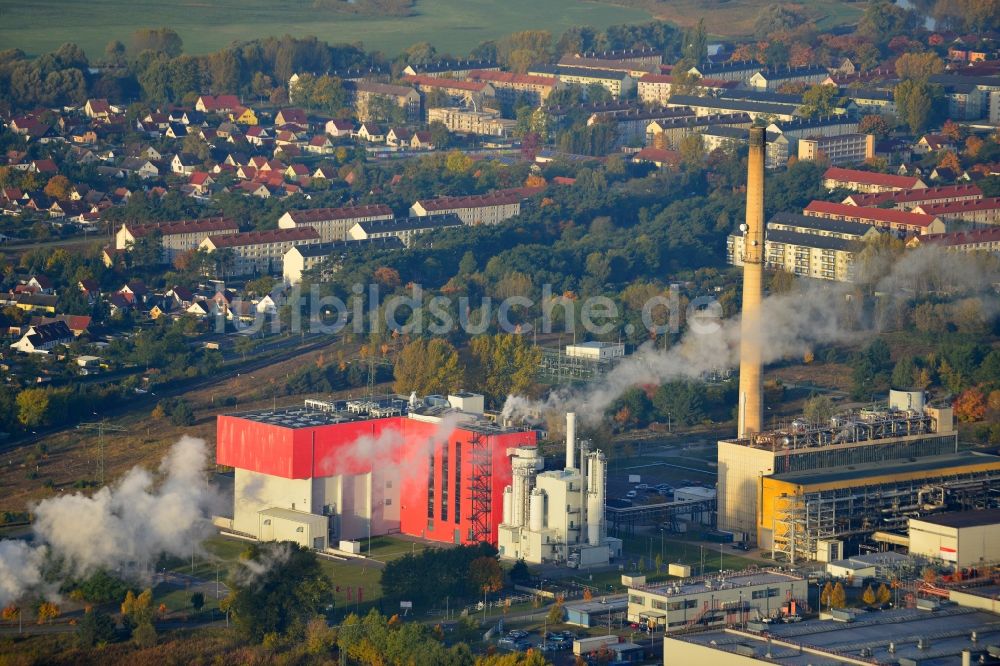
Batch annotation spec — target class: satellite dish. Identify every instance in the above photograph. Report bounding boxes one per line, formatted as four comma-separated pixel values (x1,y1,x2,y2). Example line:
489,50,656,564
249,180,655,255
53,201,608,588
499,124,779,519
739,223,748,232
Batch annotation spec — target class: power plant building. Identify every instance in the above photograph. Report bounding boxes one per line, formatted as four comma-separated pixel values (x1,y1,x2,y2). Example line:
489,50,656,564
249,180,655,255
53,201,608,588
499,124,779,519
497,413,621,567
216,394,537,550
718,390,1000,562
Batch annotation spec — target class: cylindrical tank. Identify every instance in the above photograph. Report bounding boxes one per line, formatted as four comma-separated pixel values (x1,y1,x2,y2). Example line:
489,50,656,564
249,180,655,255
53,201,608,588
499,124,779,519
502,486,513,526
587,452,606,546
529,489,545,532
889,389,925,412
511,468,526,527
566,411,577,469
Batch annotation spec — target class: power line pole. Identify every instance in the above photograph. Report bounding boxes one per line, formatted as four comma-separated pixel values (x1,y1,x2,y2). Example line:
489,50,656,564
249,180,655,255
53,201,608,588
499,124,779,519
77,421,127,485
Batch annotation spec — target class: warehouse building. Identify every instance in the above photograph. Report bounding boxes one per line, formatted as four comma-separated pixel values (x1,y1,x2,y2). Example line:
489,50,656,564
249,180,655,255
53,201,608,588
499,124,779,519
216,393,537,550
908,509,1000,568
662,605,1000,665
627,570,808,631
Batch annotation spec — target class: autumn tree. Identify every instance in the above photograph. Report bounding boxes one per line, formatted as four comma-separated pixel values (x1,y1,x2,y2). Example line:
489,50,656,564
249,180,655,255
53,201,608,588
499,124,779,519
862,585,876,606
858,114,891,139
131,28,183,56
799,84,840,118
393,338,463,396
44,175,71,200
966,135,985,159
469,333,541,407
469,557,504,597
36,602,60,624
547,598,565,624
955,386,987,422
831,582,847,609
895,52,945,81
876,583,892,605
938,150,961,173
895,79,939,134
820,581,833,609
803,395,836,424
373,266,401,289
16,388,49,428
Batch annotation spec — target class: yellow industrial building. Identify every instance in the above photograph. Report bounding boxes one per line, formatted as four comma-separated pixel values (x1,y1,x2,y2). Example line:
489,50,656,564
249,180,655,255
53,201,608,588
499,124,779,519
719,390,1000,562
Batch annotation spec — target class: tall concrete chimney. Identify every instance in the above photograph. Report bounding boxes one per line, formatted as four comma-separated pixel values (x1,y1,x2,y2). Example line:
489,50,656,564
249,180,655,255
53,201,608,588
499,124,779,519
566,411,576,469
738,127,766,439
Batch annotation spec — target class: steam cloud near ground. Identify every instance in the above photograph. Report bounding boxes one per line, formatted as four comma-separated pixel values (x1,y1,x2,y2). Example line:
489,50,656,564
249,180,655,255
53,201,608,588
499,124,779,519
503,245,1000,426
0,436,218,607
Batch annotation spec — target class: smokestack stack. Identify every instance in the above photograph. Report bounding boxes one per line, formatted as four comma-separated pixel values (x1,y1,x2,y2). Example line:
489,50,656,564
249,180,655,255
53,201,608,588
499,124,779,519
566,411,576,469
738,127,766,439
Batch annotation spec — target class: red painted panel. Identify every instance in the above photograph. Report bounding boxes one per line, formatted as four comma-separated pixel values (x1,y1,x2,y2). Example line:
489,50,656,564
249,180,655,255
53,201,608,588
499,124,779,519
216,415,297,477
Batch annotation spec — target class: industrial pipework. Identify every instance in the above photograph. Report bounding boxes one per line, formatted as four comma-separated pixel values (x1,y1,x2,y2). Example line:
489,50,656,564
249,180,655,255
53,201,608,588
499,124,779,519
737,126,766,439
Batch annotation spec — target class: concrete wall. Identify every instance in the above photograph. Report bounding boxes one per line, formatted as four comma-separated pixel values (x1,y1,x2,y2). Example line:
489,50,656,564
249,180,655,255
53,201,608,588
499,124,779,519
717,441,775,544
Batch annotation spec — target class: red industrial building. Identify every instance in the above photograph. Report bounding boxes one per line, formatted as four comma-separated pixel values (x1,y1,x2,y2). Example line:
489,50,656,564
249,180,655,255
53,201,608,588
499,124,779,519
215,394,537,550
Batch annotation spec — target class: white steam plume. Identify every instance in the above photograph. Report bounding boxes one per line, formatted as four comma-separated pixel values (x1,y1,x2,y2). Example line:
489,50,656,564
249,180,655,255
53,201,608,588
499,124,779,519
0,436,219,607
503,245,1000,426
232,541,293,587
315,412,461,482
0,541,46,607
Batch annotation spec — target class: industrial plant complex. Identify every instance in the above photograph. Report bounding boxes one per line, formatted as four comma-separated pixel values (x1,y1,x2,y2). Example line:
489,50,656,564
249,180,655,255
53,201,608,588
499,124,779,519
205,122,1000,665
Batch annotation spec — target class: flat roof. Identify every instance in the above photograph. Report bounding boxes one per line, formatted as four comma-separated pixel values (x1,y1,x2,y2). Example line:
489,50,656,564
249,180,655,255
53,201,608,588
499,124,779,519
771,452,1000,486
640,570,803,598
911,508,1000,529
228,396,520,434
565,597,629,614
669,607,1000,665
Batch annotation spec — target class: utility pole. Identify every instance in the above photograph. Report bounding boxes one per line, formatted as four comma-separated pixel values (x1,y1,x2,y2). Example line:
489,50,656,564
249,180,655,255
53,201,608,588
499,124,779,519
77,421,127,485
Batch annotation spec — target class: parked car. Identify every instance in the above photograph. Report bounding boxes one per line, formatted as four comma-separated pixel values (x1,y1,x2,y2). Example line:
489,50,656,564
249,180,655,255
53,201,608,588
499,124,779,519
508,630,528,639
626,490,637,498
636,483,649,490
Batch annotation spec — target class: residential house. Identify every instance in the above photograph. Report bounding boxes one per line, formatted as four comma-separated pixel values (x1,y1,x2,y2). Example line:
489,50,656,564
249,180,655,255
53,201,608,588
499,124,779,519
29,314,91,337
529,64,635,98
410,187,542,226
282,237,405,285
116,216,240,263
729,212,879,282
120,157,160,179
344,81,421,122
466,70,563,108
84,99,112,119
848,89,896,116
325,119,355,137
748,65,828,91
275,108,308,127
170,153,200,175
842,184,982,210
912,198,1000,226
665,94,798,122
277,204,394,242
355,122,385,143
15,293,58,314
402,59,500,79
910,227,1000,253
306,134,335,154
631,147,680,169
199,227,321,276
803,200,945,236
196,95,243,114
645,113,753,150
347,213,462,247
402,75,496,108
797,134,875,166
688,60,763,83
821,166,927,193
10,321,73,354
426,107,517,137
571,47,662,68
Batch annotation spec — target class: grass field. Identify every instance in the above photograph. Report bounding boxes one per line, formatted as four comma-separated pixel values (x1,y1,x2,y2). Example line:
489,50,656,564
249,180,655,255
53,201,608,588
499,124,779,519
613,0,862,35
0,0,651,58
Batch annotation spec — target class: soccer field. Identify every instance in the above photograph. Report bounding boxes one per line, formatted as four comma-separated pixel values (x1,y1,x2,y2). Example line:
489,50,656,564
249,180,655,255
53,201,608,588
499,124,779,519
0,0,652,58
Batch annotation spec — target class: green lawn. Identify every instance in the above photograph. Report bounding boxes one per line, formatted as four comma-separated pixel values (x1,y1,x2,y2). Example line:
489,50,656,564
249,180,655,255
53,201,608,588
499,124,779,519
0,0,651,58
